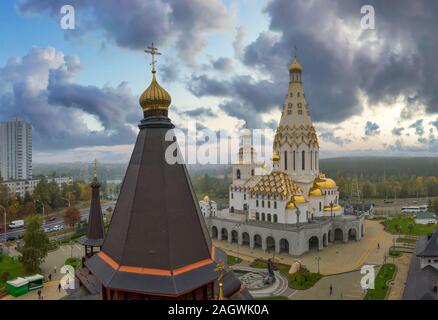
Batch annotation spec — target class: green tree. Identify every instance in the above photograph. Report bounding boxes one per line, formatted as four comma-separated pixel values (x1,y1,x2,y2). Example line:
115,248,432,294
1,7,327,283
361,179,375,199
64,206,81,226
0,176,9,207
21,215,50,273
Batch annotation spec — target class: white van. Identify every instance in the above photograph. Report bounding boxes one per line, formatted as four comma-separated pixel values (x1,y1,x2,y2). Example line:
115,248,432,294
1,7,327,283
8,220,25,229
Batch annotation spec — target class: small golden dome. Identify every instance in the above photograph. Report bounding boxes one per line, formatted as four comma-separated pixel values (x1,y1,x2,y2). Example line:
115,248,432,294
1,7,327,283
309,187,323,197
272,151,280,163
323,204,342,212
203,195,210,202
139,73,171,112
286,200,296,209
289,57,303,72
291,195,307,204
314,177,337,189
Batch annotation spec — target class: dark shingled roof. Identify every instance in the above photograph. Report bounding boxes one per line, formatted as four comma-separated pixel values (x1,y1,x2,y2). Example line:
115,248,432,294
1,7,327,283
418,230,438,257
86,116,219,296
80,176,105,247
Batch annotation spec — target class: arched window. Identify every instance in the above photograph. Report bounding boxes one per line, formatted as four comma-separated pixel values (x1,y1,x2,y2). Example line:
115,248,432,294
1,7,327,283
267,214,271,222
293,150,296,171
262,200,265,208
268,201,271,208
274,201,277,209
244,194,246,200
256,212,259,220
319,202,322,212
284,151,288,170
262,213,265,221
236,169,241,179
256,200,259,207
302,151,305,170
273,214,278,223
231,193,234,199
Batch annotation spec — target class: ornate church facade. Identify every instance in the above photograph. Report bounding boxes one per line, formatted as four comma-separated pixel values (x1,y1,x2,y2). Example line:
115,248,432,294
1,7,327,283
205,53,365,256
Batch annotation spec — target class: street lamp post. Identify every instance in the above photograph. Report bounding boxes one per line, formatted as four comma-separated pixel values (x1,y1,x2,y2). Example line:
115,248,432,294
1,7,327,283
0,205,6,242
315,256,321,274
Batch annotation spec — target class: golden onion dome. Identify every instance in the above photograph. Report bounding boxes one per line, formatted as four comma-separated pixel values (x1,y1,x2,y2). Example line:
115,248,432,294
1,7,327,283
323,204,342,212
290,195,307,204
286,200,296,209
139,73,171,112
203,195,210,202
309,187,323,197
272,151,280,163
314,177,337,189
289,57,303,72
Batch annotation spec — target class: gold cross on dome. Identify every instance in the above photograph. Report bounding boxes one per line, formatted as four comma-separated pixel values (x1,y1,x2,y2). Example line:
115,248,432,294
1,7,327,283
144,42,161,73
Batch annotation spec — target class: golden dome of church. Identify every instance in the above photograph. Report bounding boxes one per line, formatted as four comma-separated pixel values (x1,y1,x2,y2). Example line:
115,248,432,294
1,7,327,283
289,57,303,72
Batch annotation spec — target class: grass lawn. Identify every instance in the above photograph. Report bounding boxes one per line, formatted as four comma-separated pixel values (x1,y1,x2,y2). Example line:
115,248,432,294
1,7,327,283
0,256,28,290
364,263,397,300
249,259,321,290
227,255,242,266
256,296,289,300
64,257,81,269
384,216,437,236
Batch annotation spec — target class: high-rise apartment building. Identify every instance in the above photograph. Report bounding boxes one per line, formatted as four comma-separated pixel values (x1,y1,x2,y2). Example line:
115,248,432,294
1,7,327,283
0,118,32,181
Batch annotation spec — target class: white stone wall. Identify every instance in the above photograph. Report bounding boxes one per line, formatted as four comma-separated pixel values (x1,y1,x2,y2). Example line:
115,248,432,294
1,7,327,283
420,257,438,270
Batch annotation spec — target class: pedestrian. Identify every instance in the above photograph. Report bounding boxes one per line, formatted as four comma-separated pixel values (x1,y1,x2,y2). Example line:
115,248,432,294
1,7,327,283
58,283,61,292
377,243,380,249
37,289,41,299
48,273,52,281
329,284,333,295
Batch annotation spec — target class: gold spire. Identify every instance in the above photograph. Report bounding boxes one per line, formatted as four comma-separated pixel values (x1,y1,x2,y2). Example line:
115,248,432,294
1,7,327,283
215,262,225,300
289,46,303,72
139,43,172,112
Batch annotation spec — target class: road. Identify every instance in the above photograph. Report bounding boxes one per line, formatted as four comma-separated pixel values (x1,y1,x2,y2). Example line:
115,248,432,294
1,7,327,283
0,202,115,243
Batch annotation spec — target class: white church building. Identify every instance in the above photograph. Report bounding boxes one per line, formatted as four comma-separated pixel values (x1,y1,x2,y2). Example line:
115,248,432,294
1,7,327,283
203,53,365,256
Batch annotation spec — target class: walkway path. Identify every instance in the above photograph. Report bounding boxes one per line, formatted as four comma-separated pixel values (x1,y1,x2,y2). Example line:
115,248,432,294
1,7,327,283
214,220,393,275
387,253,412,300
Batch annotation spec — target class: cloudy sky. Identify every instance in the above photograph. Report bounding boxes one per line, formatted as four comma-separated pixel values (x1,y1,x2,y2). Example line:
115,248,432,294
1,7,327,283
1,0,438,163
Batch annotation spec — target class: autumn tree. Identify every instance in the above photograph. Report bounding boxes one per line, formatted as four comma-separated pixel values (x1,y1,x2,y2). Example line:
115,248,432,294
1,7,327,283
64,206,81,227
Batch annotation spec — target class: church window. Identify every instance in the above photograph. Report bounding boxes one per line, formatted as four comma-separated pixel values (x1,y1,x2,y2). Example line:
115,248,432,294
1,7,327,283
273,214,278,223
262,213,265,221
319,202,322,211
262,200,265,208
274,201,277,209
244,194,246,200
256,212,259,220
268,201,271,208
256,200,259,207
284,151,288,170
236,169,241,179
267,214,271,222
231,193,234,199
287,110,292,115
293,151,296,171
302,151,305,170
298,110,303,115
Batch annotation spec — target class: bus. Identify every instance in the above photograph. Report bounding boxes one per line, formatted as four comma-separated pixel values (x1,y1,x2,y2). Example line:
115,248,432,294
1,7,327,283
401,205,428,213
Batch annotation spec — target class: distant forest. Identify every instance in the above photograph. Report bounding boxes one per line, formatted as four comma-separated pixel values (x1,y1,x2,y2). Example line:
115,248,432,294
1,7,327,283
33,157,438,201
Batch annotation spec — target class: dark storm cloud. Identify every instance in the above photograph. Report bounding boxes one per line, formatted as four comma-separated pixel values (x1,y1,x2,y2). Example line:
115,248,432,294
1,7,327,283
240,0,438,122
188,74,284,128
391,127,404,136
18,0,230,64
364,121,380,136
0,47,138,151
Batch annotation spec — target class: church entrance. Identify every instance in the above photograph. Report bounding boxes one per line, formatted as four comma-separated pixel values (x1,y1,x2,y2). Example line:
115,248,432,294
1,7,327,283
266,236,275,252
242,232,250,246
279,239,289,254
231,230,238,243
211,226,218,239
334,228,344,242
308,236,319,251
254,234,262,249
221,228,228,241
348,228,357,241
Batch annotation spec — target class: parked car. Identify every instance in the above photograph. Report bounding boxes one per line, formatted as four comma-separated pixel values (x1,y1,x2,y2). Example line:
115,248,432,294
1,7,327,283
6,236,17,242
